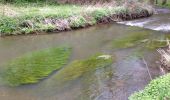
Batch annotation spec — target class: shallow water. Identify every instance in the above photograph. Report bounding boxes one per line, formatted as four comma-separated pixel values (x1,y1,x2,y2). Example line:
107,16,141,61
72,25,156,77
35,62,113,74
0,12,169,100
118,11,170,32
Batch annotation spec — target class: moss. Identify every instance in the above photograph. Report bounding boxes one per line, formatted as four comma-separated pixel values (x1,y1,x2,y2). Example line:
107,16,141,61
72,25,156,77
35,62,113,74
129,73,170,100
2,46,71,86
54,54,114,83
112,31,150,49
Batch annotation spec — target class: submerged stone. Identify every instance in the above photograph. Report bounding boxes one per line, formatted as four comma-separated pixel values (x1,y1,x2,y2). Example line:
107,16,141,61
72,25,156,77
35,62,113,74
2,47,71,86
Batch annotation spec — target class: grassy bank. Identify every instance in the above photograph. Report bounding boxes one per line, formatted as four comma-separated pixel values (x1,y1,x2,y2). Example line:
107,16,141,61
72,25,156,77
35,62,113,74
1,46,71,86
0,1,153,36
129,73,170,100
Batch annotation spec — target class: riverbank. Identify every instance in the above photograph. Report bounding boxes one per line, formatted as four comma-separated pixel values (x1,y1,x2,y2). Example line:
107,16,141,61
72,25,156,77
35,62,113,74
0,1,153,36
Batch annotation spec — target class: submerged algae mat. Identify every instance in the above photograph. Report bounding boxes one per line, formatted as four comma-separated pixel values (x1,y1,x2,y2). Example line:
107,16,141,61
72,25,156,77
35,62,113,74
54,55,114,84
112,31,150,49
112,30,168,50
129,73,170,100
1,47,71,86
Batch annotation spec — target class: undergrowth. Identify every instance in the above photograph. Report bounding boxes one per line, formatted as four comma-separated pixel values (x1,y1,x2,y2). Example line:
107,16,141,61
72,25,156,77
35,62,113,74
129,73,170,100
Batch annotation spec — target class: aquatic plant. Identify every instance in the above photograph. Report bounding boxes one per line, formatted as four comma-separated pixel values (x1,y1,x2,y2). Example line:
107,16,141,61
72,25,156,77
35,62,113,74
129,73,170,100
2,47,71,86
112,31,150,48
145,40,167,50
54,54,114,83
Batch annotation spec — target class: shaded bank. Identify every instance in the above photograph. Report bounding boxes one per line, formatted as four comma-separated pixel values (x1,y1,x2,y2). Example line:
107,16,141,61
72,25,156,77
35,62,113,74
0,2,153,36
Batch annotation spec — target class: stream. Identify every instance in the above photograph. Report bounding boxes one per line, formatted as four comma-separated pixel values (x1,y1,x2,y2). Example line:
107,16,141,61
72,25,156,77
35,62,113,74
0,9,170,100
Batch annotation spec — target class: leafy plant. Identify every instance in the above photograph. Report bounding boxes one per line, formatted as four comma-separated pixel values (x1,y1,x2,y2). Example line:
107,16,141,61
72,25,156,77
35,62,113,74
129,74,170,100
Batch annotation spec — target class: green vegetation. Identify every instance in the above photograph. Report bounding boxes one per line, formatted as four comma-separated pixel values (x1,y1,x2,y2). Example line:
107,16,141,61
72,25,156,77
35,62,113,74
156,0,170,8
54,54,113,84
129,73,170,100
145,40,167,50
0,0,153,35
112,31,150,48
112,31,168,50
2,46,71,86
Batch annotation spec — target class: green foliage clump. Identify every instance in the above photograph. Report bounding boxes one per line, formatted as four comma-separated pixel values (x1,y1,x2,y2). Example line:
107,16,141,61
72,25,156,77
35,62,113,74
55,54,114,83
0,17,19,35
92,8,109,21
112,31,150,48
70,16,87,28
129,73,170,100
2,47,71,86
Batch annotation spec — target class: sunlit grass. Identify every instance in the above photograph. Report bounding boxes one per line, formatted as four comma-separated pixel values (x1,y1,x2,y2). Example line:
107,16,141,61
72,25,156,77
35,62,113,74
0,2,153,35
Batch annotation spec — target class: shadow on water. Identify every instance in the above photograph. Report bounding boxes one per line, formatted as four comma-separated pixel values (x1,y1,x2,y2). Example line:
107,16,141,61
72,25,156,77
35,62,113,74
0,12,169,100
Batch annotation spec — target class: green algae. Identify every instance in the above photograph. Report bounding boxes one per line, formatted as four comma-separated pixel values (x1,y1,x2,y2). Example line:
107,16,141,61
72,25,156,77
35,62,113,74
2,47,71,86
112,31,150,49
54,54,114,84
145,40,167,50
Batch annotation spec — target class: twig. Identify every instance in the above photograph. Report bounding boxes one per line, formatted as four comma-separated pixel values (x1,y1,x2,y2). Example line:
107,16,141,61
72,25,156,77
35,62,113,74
143,58,153,80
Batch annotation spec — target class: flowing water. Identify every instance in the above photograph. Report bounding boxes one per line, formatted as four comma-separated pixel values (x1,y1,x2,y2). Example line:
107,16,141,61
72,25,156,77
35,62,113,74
0,10,170,100
118,8,170,32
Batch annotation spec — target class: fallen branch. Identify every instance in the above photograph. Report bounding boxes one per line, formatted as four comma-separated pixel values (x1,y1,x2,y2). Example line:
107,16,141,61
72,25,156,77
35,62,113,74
143,58,152,80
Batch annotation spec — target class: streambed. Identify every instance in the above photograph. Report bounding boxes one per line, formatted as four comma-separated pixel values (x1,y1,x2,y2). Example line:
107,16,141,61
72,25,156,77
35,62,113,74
0,11,169,100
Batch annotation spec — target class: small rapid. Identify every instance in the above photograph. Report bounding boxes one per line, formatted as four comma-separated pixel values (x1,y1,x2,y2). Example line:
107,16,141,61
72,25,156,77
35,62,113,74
118,8,170,32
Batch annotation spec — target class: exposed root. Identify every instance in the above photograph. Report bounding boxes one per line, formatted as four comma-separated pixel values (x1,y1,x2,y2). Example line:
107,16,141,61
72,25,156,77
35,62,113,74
157,39,170,72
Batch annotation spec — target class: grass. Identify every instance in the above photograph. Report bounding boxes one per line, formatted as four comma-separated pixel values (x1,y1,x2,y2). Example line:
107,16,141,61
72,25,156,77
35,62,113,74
54,54,114,84
156,0,170,8
129,73,170,100
1,46,71,86
0,1,153,35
